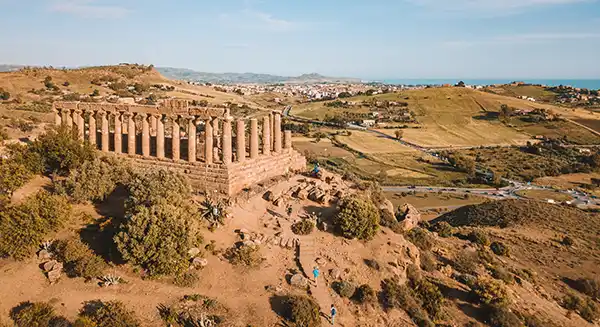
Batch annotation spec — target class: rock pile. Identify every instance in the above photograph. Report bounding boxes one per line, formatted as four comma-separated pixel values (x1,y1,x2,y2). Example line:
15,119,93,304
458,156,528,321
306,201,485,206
42,260,63,284
398,203,421,231
236,229,300,250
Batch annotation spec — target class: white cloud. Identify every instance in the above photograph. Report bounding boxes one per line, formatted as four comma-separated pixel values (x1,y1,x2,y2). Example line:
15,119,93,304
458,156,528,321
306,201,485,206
218,9,322,32
406,0,592,13
443,32,600,47
50,0,130,19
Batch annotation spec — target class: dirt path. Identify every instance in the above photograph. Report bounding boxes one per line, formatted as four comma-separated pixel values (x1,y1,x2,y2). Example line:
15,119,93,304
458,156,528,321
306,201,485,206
10,175,51,204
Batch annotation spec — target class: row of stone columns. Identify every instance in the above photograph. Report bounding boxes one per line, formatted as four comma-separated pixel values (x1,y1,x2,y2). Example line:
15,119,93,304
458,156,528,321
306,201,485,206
54,109,291,164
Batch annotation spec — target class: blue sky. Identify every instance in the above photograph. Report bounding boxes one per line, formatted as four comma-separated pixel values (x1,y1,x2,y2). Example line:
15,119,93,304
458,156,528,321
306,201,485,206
1,0,599,79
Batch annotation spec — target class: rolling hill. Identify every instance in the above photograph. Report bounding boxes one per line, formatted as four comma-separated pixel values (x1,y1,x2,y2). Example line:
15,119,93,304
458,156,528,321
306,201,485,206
156,67,360,84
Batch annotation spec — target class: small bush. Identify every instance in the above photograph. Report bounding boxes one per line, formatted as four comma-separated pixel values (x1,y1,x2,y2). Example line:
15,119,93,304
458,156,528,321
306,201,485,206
332,281,356,298
333,197,380,241
420,251,437,272
28,126,95,175
54,238,106,280
283,295,321,327
471,277,510,306
562,236,574,246
354,284,376,304
490,242,510,256
579,298,600,323
77,300,140,327
0,159,32,196
174,271,199,287
225,244,263,267
468,229,490,246
0,191,71,260
291,219,314,235
55,157,131,203
453,250,480,275
406,227,435,251
576,278,600,299
379,208,398,229
490,266,514,285
10,301,56,327
412,278,445,321
381,278,434,327
486,304,522,327
364,258,381,271
432,221,453,238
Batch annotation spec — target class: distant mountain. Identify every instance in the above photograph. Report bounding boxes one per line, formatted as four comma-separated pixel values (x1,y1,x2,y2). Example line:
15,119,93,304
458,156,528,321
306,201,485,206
0,65,26,72
156,67,360,84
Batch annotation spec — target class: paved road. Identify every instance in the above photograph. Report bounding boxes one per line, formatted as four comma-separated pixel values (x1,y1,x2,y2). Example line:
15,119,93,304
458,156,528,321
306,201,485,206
283,106,600,208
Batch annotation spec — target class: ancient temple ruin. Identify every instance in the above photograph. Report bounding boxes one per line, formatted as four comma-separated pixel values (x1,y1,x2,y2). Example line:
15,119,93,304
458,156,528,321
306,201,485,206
52,100,306,195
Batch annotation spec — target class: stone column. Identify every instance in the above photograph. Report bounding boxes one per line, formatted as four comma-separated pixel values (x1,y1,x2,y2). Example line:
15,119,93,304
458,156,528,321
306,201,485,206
205,119,213,164
284,130,292,150
262,116,271,155
150,115,157,137
54,109,62,126
236,119,246,162
222,117,232,165
172,116,180,160
250,118,259,159
72,109,79,131
127,113,136,155
269,113,275,148
274,112,282,153
212,118,220,161
188,117,197,163
76,111,84,140
114,113,122,154
141,114,150,157
63,110,72,127
101,111,109,152
88,111,97,146
156,115,165,159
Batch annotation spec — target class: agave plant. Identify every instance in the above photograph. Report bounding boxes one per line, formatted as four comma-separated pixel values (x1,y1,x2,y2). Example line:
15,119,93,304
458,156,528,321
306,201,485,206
191,314,216,327
40,240,54,251
100,274,125,287
199,197,228,228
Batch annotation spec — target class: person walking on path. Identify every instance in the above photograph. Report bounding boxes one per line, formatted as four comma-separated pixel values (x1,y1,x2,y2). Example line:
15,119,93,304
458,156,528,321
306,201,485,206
330,304,337,325
312,266,320,286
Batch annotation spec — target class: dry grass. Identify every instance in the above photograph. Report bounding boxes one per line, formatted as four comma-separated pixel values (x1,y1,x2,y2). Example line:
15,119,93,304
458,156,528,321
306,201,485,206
386,192,488,210
516,189,574,202
335,131,418,154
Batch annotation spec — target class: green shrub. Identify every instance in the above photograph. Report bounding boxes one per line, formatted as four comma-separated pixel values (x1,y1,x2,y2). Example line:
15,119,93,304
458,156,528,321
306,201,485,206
381,278,434,327
292,219,314,235
562,236,574,246
283,295,321,327
420,251,437,272
55,157,131,203
486,304,522,327
54,238,106,280
332,281,356,298
406,227,435,251
77,300,140,327
471,277,510,306
333,197,379,240
579,298,600,323
224,244,263,267
432,221,453,238
10,301,56,327
4,143,45,174
468,229,490,246
576,278,600,299
28,126,95,175
115,201,197,276
453,250,480,275
125,168,192,209
173,271,199,287
379,208,398,229
490,266,514,285
490,242,510,256
0,191,71,260
411,278,445,321
354,284,376,304
0,159,32,196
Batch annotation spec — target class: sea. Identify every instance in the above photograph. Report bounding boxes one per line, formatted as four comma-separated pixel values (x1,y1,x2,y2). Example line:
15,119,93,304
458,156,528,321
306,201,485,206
374,79,600,90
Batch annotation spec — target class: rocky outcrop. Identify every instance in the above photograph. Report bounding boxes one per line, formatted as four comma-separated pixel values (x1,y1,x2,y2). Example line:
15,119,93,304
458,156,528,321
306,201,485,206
398,203,421,231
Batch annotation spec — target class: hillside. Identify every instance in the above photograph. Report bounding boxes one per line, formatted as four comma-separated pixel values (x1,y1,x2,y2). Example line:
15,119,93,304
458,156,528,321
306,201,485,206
157,67,360,84
294,87,600,148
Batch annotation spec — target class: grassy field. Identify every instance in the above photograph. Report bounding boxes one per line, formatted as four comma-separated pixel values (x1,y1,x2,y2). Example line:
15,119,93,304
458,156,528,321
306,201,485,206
294,87,538,148
385,191,488,210
294,130,487,187
484,85,558,103
515,189,574,202
508,117,600,145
